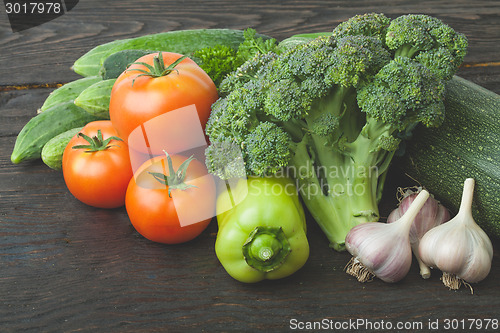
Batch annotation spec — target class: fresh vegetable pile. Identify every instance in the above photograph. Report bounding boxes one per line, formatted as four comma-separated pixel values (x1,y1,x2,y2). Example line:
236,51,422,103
204,13,468,251
10,13,499,291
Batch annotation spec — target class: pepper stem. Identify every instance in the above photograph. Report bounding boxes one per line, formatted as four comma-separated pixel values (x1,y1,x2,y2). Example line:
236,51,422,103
242,226,291,272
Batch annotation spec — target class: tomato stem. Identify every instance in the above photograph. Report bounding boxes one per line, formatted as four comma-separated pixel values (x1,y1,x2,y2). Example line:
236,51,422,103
72,129,123,152
148,150,198,197
128,52,189,85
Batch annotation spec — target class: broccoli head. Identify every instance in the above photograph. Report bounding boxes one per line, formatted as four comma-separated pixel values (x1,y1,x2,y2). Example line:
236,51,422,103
205,13,467,250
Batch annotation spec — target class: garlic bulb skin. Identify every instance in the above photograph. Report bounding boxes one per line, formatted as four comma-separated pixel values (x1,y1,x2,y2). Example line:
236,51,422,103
388,188,450,244
345,222,413,283
387,189,450,279
345,190,430,283
418,178,493,287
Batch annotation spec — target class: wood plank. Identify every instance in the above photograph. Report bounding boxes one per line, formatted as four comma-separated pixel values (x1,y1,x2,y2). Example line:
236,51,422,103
0,0,499,85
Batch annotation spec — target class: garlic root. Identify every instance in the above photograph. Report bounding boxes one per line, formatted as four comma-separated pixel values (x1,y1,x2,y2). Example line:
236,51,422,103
441,272,474,294
345,257,375,283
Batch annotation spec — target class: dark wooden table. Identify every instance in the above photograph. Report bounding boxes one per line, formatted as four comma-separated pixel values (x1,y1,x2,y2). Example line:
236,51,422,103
1,1,499,331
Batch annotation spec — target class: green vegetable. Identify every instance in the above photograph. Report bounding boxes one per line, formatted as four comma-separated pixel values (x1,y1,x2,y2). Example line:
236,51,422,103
192,28,278,87
398,76,500,240
192,44,240,87
215,176,309,283
99,49,154,79
41,127,82,170
278,32,331,50
74,79,116,119
11,101,103,164
39,76,102,112
73,29,270,77
204,13,468,250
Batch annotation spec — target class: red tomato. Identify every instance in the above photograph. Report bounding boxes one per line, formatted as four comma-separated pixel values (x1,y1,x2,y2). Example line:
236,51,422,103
125,153,216,244
62,120,133,209
109,52,218,145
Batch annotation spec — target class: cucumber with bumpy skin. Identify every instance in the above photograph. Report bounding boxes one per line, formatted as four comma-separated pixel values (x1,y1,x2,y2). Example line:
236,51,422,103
41,127,83,170
99,50,153,79
397,76,500,240
39,76,102,113
73,29,266,77
11,101,103,164
75,79,116,119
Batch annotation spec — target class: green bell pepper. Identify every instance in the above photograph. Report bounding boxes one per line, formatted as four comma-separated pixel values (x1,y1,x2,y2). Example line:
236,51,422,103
215,176,309,283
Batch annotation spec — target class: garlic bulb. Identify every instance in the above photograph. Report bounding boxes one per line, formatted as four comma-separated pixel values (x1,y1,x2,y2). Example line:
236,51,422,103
345,190,430,283
387,187,450,279
418,178,493,293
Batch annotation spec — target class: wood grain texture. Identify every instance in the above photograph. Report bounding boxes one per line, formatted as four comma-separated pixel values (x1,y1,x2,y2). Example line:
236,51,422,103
0,0,499,85
1,1,500,332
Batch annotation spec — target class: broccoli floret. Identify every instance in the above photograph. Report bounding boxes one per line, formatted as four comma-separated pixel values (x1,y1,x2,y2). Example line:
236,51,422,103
205,13,466,251
218,52,279,95
385,14,468,79
327,35,392,87
332,12,391,41
310,113,340,137
245,122,293,176
205,139,247,180
357,56,446,131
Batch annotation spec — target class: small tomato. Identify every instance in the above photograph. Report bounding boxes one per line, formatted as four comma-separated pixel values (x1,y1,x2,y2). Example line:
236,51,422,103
125,152,216,244
62,120,133,209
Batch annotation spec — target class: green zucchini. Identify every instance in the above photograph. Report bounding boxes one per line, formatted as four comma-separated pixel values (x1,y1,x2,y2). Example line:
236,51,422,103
73,29,265,77
278,32,331,50
74,79,116,119
396,75,500,240
39,76,102,112
41,127,83,170
11,101,103,164
99,49,154,79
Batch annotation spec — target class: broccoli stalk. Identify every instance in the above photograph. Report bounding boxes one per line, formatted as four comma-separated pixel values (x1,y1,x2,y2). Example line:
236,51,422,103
205,13,467,251
289,132,393,250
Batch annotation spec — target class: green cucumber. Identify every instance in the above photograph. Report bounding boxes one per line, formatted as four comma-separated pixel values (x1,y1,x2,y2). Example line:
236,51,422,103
41,127,83,170
73,29,265,77
396,75,500,240
39,76,102,112
99,49,154,79
11,101,103,164
74,79,116,119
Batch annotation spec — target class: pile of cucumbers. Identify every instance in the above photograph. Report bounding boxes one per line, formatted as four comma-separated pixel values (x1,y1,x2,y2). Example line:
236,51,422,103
10,29,254,170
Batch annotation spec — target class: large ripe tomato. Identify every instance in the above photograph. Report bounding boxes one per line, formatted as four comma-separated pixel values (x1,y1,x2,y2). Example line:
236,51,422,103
62,120,133,209
125,153,216,244
109,52,218,144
